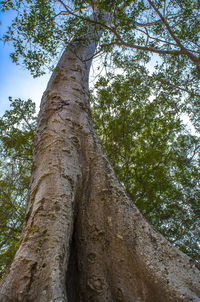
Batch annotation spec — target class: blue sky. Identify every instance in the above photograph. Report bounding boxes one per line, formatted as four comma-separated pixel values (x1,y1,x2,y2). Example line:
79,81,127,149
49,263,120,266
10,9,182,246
0,10,51,116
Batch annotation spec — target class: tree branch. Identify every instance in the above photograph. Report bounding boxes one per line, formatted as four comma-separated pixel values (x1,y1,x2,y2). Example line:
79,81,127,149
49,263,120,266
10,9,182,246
101,41,184,56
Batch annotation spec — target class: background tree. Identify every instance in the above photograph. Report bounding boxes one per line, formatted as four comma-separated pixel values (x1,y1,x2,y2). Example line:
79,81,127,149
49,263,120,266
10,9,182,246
0,98,37,279
0,0,199,301
91,60,200,261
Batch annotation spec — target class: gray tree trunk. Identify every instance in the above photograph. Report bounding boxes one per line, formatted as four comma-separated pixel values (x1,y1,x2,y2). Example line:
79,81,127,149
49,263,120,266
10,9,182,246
0,14,199,302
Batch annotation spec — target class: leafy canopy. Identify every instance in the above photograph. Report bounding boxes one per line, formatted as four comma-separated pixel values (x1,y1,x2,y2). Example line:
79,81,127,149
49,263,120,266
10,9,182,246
1,0,200,76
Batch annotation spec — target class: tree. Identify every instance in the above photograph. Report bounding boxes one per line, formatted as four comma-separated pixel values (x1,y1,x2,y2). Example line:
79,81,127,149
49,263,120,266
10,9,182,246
0,1,200,301
0,98,37,280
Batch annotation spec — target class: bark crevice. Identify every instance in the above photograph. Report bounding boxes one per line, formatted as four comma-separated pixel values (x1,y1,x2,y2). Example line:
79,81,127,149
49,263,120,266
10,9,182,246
66,223,80,302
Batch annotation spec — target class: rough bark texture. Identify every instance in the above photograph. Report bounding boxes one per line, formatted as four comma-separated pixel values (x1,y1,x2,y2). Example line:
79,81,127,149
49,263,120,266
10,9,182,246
0,16,200,302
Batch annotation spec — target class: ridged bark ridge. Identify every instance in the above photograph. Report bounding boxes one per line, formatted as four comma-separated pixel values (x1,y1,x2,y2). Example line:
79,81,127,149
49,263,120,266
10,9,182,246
0,12,199,302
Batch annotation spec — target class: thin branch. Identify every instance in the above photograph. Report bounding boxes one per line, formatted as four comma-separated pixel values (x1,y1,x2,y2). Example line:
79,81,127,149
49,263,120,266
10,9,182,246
0,224,22,233
147,0,184,48
134,13,183,28
54,11,68,18
188,144,200,163
81,47,105,62
135,27,177,47
144,26,149,47
101,41,184,56
0,234,20,251
156,79,200,98
56,0,74,13
136,27,200,54
163,0,166,17
147,0,200,71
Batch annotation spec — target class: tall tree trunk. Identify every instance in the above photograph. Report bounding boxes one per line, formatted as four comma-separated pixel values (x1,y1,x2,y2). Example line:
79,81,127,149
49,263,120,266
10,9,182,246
0,14,199,302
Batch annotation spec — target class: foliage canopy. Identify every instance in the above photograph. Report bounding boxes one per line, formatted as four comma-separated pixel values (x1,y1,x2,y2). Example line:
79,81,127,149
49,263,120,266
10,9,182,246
91,59,200,262
1,0,200,76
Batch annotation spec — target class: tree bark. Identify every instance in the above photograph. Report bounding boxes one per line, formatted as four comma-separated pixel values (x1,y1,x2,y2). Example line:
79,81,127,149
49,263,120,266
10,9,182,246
0,14,200,302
